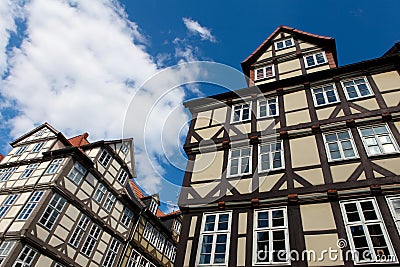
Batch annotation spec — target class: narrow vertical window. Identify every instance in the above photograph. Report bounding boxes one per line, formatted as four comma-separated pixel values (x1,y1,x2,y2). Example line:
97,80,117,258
359,124,399,156
228,146,251,177
93,183,107,203
259,142,284,172
67,162,87,185
143,222,153,241
149,198,158,215
258,97,278,118
104,192,116,212
98,150,112,167
156,234,166,252
198,212,231,266
31,142,45,153
20,163,38,178
69,214,90,248
14,145,28,156
173,220,181,234
102,238,121,267
81,223,101,257
44,159,63,174
0,241,15,266
253,208,290,264
340,199,395,263
117,169,129,185
120,207,134,228
12,246,37,267
0,194,18,219
17,191,43,220
323,130,358,161
39,193,67,230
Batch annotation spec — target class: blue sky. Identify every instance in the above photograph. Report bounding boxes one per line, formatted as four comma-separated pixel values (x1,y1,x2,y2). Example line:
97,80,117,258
0,0,399,211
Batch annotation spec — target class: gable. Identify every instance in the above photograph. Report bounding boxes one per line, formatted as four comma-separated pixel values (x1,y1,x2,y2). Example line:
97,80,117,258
10,123,59,146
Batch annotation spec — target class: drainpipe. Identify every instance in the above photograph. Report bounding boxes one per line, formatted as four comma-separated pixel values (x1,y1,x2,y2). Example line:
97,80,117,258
117,207,147,267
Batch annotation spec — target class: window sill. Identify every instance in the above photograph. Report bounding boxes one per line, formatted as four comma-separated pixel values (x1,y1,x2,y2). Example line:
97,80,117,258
305,62,328,70
254,76,276,83
314,101,340,109
346,94,375,102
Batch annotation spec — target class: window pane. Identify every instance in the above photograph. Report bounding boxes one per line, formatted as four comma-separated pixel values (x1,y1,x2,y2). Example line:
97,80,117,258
361,128,373,136
374,126,388,134
285,39,292,46
325,134,337,142
218,214,229,230
345,203,360,222
346,86,358,98
272,210,284,227
315,53,325,64
306,56,315,66
258,212,269,228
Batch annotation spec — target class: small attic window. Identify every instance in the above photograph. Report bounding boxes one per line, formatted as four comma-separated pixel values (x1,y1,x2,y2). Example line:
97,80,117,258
35,128,47,137
274,38,294,50
255,65,274,81
149,198,158,215
121,144,129,154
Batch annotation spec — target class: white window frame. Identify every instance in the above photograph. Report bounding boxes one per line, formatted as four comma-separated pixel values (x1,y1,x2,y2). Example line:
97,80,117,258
258,97,279,118
67,162,87,185
81,223,102,257
304,51,327,68
0,167,16,181
255,65,275,81
120,207,134,228
93,183,107,204
274,38,294,50
69,213,90,248
258,141,284,173
323,130,359,161
156,234,166,252
121,145,129,154
38,193,67,230
341,77,373,100
12,245,37,267
17,191,43,220
98,149,112,167
386,195,400,234
117,169,129,185
143,222,153,241
31,142,45,153
197,211,232,266
0,194,18,219
0,241,15,266
231,102,251,123
358,124,399,156
20,163,38,179
104,192,116,212
44,159,63,175
14,145,27,156
311,84,340,107
149,198,158,215
253,207,290,265
173,220,181,234
340,198,397,264
227,146,252,177
102,237,121,267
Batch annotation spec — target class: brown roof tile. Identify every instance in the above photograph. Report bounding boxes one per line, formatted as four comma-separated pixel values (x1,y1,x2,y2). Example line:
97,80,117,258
68,133,90,147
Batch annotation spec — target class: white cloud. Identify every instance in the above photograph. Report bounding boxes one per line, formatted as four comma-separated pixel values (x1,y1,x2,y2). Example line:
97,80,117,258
182,17,216,43
0,0,205,195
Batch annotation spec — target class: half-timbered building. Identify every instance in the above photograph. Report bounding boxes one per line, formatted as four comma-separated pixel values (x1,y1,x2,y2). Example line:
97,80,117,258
0,123,181,267
177,26,400,267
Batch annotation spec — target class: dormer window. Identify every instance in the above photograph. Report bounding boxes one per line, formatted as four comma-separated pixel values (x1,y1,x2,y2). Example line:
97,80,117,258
304,52,327,68
255,65,274,81
149,198,158,215
274,38,294,50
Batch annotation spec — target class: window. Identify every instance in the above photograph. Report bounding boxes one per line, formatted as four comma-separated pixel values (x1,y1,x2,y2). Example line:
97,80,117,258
31,142,44,153
35,128,46,137
359,125,399,156
0,241,15,266
0,167,16,181
104,192,116,212
228,146,251,177
120,207,134,228
156,234,166,251
258,97,278,118
275,38,294,50
45,159,63,175
17,191,43,220
304,52,327,68
117,169,129,185
173,220,181,234
81,223,101,257
54,263,64,267
102,238,121,267
0,194,18,219
14,145,27,156
69,214,90,248
323,130,358,161
150,228,160,246
39,193,66,230
253,208,289,265
127,250,156,267
231,103,251,123
340,198,395,264
98,150,112,167
143,222,153,240
198,212,231,266
93,183,107,203
387,196,400,234
13,246,37,267
165,241,176,261
67,162,87,185
121,145,129,154
255,65,274,80
20,163,38,178
149,198,158,214
342,77,372,100
311,84,339,106
259,142,284,172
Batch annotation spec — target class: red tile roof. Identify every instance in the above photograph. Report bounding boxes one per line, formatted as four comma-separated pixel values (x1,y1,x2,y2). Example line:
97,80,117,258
0,154,3,162
156,209,166,217
68,133,90,147
129,179,146,199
